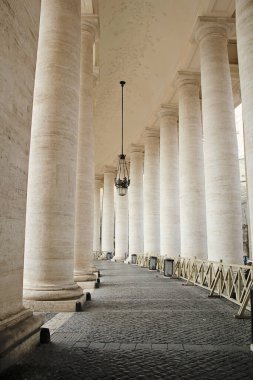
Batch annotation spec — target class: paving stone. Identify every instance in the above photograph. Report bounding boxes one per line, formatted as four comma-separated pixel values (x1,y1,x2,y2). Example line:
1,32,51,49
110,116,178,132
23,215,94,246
167,343,184,350
120,343,137,350
89,342,106,349
104,342,121,350
73,341,90,348
1,261,253,380
136,343,152,350
183,344,250,352
152,343,168,350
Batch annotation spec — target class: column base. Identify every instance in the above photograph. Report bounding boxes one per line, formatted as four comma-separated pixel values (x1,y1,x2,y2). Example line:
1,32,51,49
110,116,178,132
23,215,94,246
91,267,100,279
74,272,97,282
23,294,86,312
23,282,84,301
77,281,97,290
112,257,125,262
0,309,43,373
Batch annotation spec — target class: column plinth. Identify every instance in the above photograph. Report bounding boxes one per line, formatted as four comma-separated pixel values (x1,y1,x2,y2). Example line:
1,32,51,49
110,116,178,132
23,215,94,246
195,17,243,263
159,105,180,257
23,0,85,308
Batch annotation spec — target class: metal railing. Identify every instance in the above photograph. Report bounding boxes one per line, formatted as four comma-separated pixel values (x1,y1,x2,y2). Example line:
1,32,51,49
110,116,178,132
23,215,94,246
95,250,252,317
136,254,253,318
175,257,253,318
93,251,106,260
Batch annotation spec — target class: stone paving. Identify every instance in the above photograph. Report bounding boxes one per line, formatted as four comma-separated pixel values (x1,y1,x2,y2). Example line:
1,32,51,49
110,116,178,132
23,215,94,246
2,261,253,379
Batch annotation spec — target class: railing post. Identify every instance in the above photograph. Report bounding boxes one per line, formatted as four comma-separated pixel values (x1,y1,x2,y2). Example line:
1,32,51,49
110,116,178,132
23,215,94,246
193,256,197,283
251,287,253,352
219,259,223,296
209,263,212,288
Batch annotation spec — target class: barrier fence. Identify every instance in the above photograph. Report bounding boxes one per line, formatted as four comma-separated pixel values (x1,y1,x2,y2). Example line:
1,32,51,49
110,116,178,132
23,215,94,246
174,257,253,318
139,255,253,318
94,251,253,318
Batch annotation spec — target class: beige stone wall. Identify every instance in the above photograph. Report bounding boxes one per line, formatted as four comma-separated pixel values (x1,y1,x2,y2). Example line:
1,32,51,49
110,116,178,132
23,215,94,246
0,0,40,320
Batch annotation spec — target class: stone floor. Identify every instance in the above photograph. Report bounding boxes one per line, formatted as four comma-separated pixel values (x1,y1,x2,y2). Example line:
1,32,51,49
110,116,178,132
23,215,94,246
2,261,253,379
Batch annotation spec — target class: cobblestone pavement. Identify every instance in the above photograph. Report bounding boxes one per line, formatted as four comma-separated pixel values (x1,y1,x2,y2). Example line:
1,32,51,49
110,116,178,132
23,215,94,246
2,261,253,379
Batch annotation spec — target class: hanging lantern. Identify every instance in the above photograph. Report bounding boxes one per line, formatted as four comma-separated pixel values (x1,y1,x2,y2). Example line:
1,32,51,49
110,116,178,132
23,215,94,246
114,81,130,196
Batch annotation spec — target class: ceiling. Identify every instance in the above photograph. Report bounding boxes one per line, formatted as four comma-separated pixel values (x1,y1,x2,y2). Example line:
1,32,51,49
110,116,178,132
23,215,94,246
93,0,236,174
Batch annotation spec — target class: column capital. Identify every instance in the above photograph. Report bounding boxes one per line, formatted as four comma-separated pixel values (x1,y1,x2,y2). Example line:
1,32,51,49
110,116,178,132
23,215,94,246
103,165,116,175
194,16,235,44
95,175,103,189
130,144,144,154
81,14,99,40
176,71,200,89
158,104,178,120
144,127,160,139
95,174,103,181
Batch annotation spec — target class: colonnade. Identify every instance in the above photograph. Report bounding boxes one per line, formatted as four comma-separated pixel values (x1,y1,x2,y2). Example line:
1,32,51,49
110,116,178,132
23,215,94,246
95,10,253,268
1,0,253,371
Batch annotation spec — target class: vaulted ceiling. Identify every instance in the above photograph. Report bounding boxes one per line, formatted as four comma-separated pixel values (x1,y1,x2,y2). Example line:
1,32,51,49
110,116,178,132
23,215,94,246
93,0,236,174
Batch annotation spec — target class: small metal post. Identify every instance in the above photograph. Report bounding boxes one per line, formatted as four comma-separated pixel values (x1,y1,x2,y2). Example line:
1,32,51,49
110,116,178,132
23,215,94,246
131,254,137,264
76,301,82,312
149,256,157,270
164,259,174,277
86,292,91,301
40,328,50,344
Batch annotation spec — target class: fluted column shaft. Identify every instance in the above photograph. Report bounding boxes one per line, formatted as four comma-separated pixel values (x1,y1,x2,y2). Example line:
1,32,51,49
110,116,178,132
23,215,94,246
115,194,129,261
236,0,253,254
196,18,242,263
177,72,207,260
129,146,144,255
0,0,43,364
143,129,160,256
74,16,98,282
159,106,180,257
101,170,115,253
23,0,83,301
93,176,103,252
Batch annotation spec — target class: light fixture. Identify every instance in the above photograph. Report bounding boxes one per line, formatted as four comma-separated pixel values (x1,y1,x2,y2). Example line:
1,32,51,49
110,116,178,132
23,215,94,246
115,81,130,196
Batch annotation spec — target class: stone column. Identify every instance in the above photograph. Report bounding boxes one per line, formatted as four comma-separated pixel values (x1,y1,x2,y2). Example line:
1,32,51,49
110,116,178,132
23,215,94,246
128,145,144,257
23,0,85,310
195,17,243,263
158,105,180,257
93,175,103,253
101,168,115,253
0,0,43,370
115,194,129,261
74,15,98,284
143,128,160,256
176,72,207,260
236,0,253,257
